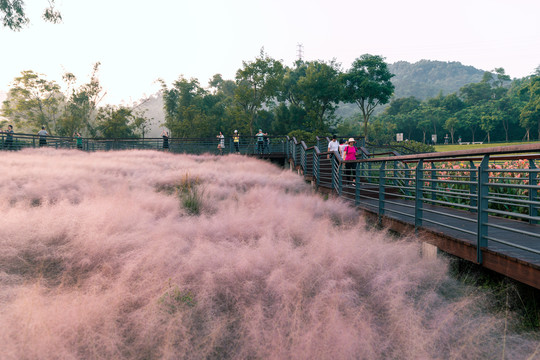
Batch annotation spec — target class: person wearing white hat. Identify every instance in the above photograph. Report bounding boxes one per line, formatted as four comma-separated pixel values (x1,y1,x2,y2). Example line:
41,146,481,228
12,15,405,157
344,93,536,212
233,130,240,153
343,138,358,186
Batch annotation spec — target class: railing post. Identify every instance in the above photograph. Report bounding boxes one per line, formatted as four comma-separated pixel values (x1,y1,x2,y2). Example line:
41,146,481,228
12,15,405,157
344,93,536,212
379,161,386,222
300,146,306,173
415,160,424,231
336,158,343,195
469,160,477,212
431,162,437,205
393,160,398,189
477,155,490,264
354,162,360,205
315,152,320,188
529,159,538,224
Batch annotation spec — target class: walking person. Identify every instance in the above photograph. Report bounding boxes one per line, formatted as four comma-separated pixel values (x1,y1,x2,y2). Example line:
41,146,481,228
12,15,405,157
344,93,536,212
327,135,339,158
38,126,48,147
217,131,225,155
233,130,240,153
343,138,358,186
161,130,169,151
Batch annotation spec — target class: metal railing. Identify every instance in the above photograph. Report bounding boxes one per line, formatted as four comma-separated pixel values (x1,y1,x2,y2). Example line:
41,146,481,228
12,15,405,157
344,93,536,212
287,139,540,266
0,133,288,155
4,131,538,269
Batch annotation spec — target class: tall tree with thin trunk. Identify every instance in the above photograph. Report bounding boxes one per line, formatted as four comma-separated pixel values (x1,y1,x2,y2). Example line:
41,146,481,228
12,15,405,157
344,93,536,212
235,49,284,135
342,54,394,141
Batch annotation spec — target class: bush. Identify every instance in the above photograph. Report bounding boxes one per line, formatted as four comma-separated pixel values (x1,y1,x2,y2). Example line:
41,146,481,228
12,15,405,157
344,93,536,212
390,140,435,154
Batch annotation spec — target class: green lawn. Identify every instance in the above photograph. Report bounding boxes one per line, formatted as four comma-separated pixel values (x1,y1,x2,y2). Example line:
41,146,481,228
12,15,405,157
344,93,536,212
435,141,539,152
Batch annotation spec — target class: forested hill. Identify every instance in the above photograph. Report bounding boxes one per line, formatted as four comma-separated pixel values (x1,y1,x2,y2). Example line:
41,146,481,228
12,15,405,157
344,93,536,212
389,60,485,100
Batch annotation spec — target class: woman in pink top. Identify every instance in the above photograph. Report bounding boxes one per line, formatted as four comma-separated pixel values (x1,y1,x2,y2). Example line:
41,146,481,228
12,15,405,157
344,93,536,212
343,138,357,185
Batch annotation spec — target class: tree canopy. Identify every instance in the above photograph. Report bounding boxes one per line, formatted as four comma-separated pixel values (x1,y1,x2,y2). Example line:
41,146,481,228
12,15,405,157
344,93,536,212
1,0,61,30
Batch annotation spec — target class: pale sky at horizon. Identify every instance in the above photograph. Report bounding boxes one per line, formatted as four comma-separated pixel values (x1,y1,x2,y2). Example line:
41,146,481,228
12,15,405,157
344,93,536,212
1,0,539,105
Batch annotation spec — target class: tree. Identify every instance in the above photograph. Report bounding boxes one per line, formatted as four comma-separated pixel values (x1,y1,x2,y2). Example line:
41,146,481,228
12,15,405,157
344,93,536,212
343,54,395,141
384,96,420,116
96,105,136,138
519,76,540,140
295,60,343,132
457,107,481,143
443,117,459,144
132,110,153,139
1,0,61,30
234,49,284,135
161,76,217,137
56,63,105,137
459,79,492,105
1,70,63,133
480,114,497,143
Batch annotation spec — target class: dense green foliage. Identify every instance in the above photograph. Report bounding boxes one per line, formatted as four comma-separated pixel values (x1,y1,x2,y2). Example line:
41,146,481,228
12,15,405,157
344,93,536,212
1,64,152,138
375,67,540,144
1,0,61,30
2,51,539,145
160,52,394,140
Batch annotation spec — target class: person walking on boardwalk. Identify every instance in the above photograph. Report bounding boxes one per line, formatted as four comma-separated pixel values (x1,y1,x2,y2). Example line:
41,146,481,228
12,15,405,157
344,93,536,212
343,138,358,186
327,135,339,159
217,131,225,155
233,130,240,153
161,130,169,150
256,129,266,154
37,126,48,147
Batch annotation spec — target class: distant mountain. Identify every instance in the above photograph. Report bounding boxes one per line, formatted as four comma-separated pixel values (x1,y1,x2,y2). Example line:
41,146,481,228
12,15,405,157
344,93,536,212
388,60,485,100
133,92,165,137
336,60,487,119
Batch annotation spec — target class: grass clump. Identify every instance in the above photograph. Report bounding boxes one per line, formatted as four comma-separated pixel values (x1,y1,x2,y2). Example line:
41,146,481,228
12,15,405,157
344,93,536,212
158,281,197,314
156,173,204,215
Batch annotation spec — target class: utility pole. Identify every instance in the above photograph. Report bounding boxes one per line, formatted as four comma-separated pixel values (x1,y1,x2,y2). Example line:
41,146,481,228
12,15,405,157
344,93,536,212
296,43,304,62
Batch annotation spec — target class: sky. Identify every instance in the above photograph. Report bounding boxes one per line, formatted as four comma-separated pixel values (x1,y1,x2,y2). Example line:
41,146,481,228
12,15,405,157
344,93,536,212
1,0,539,105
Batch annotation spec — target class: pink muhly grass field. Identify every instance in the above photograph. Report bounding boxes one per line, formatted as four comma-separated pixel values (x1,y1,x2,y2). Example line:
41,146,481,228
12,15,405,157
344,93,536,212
0,149,538,359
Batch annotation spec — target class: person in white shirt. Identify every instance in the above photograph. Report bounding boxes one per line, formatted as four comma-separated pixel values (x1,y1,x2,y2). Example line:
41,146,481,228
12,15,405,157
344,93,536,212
327,135,339,158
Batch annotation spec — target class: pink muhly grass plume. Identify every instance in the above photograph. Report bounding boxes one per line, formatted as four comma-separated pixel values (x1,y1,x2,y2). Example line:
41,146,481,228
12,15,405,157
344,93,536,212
0,149,538,359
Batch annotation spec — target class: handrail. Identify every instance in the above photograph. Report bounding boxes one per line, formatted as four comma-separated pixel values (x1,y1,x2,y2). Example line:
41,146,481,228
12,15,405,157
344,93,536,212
283,137,540,289
359,143,540,163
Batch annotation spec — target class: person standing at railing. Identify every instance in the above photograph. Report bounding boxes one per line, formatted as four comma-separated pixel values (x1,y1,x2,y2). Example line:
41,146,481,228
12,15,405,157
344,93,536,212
37,126,48,147
74,132,83,150
256,129,266,154
161,130,169,151
327,135,339,159
217,131,225,155
343,138,358,186
3,125,14,150
233,130,240,153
